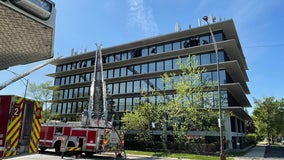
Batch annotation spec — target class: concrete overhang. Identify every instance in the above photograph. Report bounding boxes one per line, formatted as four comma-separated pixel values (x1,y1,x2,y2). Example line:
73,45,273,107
222,83,251,107
221,107,252,121
0,1,54,70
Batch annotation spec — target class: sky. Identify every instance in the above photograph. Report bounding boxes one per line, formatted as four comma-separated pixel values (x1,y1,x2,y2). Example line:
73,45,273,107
1,0,284,115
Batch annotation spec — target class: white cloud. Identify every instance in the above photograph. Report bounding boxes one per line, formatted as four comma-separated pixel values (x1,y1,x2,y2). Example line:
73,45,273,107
127,0,159,37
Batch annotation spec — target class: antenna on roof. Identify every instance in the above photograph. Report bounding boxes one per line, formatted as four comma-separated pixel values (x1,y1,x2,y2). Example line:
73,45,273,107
175,23,182,32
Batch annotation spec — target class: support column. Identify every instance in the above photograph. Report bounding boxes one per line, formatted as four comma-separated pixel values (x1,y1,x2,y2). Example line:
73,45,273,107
223,115,232,150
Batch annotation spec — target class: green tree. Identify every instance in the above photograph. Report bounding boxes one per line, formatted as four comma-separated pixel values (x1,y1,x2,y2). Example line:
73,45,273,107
121,55,218,144
27,80,58,122
252,97,283,144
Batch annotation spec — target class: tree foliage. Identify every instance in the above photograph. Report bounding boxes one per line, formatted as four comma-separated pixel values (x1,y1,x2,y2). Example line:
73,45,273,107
121,55,218,143
27,80,58,121
252,96,284,144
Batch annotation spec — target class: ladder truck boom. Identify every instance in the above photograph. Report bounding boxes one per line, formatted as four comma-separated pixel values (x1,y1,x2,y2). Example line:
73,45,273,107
0,56,61,90
82,44,108,127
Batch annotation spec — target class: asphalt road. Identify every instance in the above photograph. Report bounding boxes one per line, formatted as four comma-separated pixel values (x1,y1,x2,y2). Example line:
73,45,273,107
264,145,284,158
7,150,182,160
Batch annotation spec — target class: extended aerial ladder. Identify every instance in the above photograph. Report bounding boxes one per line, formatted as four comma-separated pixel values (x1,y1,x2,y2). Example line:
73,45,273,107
0,57,61,91
80,44,126,158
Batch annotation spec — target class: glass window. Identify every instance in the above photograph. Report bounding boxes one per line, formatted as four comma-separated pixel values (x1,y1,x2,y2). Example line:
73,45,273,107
86,59,92,67
79,87,84,97
214,32,223,42
113,98,118,111
77,101,82,113
103,70,107,79
84,86,89,97
62,103,67,114
127,66,133,76
157,95,164,104
220,70,226,84
70,75,75,84
126,81,133,93
148,62,156,73
220,91,228,107
66,102,72,114
201,53,211,65
113,83,119,94
202,72,212,82
141,48,148,57
199,35,210,45
120,67,126,77
67,64,72,71
119,98,125,112
61,77,65,85
65,76,70,85
133,80,140,93
165,59,172,70
119,82,126,94
173,58,179,69
80,74,86,82
133,97,140,105
211,51,225,64
63,89,68,99
107,84,113,94
141,63,148,74
114,53,121,62
54,78,60,86
72,102,77,113
75,75,80,83
108,69,113,79
121,52,127,61
114,68,120,78
74,88,78,98
108,55,114,63
148,78,156,91
156,77,164,90
141,79,148,92
219,51,225,62
56,66,62,72
173,41,181,50
68,88,73,99
164,43,172,52
211,52,217,64
126,98,133,111
86,72,91,81
51,104,57,113
157,61,164,72
212,70,226,84
57,103,62,114
127,51,133,59
82,61,87,67
156,44,164,54
134,64,140,74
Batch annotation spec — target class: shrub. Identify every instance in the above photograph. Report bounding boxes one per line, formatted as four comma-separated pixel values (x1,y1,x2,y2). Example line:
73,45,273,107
246,133,258,145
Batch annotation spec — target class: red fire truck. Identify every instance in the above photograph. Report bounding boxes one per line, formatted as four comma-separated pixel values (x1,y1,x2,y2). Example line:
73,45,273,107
0,95,42,159
39,121,104,154
39,44,125,158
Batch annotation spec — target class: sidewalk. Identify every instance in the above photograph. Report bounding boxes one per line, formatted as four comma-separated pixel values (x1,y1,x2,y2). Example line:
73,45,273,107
234,143,266,160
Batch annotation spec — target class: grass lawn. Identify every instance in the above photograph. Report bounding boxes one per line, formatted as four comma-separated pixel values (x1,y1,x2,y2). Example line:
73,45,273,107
126,150,236,160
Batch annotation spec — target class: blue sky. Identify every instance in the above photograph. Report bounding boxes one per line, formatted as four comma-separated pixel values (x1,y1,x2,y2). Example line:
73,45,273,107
1,0,284,115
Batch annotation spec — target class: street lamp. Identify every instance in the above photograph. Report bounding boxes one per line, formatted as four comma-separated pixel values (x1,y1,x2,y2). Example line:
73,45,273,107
202,16,226,160
6,69,29,99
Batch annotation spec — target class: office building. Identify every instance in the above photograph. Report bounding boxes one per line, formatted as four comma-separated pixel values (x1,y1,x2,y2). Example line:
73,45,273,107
48,19,251,150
